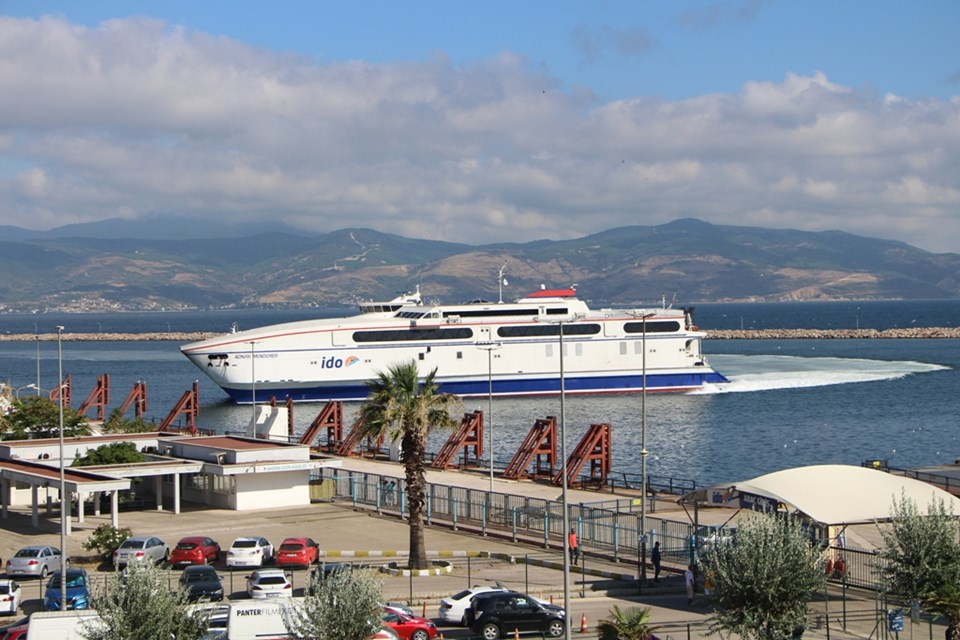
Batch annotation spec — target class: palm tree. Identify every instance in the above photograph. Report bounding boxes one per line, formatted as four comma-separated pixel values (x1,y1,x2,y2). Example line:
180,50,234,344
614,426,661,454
597,605,659,640
356,360,460,570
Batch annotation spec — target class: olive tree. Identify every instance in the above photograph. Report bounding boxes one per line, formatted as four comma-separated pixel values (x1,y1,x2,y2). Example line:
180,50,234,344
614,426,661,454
82,560,210,640
706,511,826,640
286,566,384,640
0,395,89,439
877,495,960,640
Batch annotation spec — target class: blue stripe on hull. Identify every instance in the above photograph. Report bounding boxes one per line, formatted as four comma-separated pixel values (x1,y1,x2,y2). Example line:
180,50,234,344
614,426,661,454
224,370,728,404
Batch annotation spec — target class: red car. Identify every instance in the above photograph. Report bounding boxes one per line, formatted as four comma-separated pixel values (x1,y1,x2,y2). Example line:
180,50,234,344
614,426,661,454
169,536,221,567
275,537,319,568
382,606,438,640
1,624,28,640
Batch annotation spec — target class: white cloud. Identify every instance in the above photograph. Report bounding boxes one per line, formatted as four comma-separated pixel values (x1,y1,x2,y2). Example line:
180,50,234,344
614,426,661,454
1,16,959,252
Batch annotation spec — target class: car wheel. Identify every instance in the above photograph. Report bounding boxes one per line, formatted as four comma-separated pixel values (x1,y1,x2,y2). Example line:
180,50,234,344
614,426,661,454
40,566,48,579
481,623,501,640
546,620,565,638
412,630,429,640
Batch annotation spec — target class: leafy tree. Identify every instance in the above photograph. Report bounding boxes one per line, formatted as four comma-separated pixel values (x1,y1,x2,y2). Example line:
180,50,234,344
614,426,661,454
82,524,133,562
102,408,155,434
286,565,384,640
0,395,89,439
73,441,147,467
705,512,826,640
82,559,210,640
597,605,659,640
356,361,459,569
877,495,960,640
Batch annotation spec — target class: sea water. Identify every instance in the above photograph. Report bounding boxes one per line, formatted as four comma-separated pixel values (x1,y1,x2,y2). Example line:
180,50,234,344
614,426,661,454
1,300,958,486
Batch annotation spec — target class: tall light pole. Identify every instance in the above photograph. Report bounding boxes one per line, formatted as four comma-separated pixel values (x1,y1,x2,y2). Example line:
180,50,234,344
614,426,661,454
537,313,581,640
56,325,66,611
629,311,655,591
35,332,40,395
476,332,501,493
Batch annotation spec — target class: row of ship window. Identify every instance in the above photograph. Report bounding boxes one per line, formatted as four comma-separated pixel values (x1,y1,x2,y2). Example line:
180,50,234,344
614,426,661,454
352,320,681,343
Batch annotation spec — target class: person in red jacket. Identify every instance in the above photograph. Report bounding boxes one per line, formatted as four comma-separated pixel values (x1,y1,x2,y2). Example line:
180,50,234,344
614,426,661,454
568,528,579,565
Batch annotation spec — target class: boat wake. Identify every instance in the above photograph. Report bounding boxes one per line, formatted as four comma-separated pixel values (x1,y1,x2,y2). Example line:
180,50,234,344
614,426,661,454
691,354,949,394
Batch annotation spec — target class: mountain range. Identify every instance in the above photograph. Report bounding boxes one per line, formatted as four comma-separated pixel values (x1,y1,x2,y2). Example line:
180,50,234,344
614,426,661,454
2,218,958,312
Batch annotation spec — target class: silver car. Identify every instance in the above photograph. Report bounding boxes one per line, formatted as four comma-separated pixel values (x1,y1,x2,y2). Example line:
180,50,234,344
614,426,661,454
112,536,169,567
5,545,62,579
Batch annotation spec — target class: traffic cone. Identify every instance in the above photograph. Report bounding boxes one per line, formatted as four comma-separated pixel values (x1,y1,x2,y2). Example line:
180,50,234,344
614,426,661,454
514,628,520,640
580,613,588,633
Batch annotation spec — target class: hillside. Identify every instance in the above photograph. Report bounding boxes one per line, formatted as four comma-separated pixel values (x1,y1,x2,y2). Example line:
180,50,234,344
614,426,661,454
1,219,958,312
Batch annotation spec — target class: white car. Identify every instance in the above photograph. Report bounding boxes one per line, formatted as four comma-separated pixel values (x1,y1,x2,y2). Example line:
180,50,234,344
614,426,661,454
245,569,292,599
113,536,169,567
438,584,507,625
226,537,274,568
0,579,22,616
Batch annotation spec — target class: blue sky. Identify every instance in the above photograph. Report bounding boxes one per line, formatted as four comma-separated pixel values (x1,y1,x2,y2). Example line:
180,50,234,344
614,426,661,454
2,1,959,252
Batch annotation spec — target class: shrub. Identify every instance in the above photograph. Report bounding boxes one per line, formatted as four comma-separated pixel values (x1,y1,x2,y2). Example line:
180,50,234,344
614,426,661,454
82,524,132,561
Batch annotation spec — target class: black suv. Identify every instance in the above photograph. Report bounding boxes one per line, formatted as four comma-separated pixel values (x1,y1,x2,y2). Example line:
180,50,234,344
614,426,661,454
466,590,565,640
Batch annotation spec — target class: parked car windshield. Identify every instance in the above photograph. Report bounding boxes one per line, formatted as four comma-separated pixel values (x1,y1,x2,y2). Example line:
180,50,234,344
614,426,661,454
49,573,86,588
258,577,286,585
279,543,303,551
177,542,199,550
14,549,40,557
119,540,144,549
234,540,257,548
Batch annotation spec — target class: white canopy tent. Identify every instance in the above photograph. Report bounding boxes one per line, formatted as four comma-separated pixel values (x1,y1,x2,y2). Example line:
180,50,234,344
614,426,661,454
687,464,960,525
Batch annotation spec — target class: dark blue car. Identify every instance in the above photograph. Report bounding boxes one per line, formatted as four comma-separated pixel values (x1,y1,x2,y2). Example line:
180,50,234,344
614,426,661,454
43,568,90,611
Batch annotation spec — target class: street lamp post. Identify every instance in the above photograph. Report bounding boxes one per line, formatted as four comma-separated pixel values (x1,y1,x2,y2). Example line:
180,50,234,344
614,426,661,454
35,332,40,395
631,312,654,592
476,333,502,493
56,325,66,612
537,313,581,640
14,384,38,399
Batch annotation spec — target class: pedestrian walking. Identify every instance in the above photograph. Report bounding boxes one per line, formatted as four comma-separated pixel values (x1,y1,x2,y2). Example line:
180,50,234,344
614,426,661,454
651,541,662,582
684,565,695,606
568,528,579,565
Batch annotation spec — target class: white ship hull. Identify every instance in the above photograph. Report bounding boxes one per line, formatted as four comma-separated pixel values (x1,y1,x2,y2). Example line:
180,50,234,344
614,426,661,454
181,289,727,403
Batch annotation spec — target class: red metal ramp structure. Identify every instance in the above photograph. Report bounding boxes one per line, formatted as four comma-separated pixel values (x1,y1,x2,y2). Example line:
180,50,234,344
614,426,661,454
552,422,612,488
299,401,344,450
502,416,558,480
431,411,484,469
158,382,200,434
77,374,110,421
50,375,71,407
115,381,148,420
336,416,384,457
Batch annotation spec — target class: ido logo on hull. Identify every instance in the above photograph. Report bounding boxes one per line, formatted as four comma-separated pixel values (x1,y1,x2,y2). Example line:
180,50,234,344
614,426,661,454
320,355,360,369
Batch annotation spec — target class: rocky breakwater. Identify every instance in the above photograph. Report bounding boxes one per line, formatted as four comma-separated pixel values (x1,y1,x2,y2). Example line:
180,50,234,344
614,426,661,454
0,332,218,342
707,327,960,339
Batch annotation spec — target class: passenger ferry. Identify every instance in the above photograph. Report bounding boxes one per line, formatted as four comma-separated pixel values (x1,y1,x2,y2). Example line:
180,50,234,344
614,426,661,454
180,286,727,403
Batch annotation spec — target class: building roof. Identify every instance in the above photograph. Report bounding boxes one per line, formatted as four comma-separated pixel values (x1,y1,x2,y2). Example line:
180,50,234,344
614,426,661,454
689,464,960,525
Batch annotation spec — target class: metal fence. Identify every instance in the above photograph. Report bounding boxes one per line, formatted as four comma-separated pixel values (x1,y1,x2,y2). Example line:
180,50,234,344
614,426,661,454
319,469,724,569
314,467,893,593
